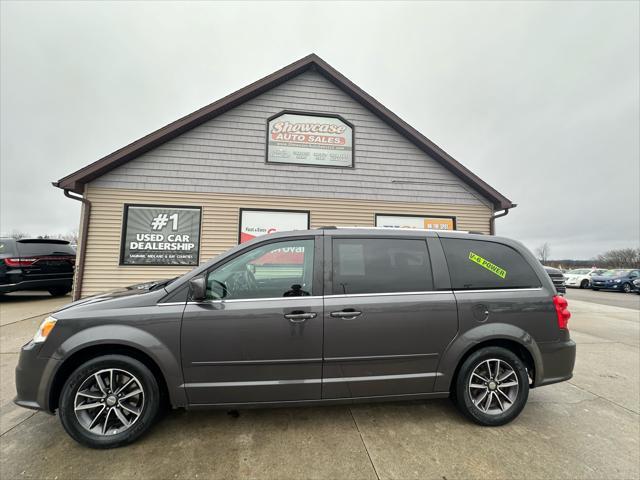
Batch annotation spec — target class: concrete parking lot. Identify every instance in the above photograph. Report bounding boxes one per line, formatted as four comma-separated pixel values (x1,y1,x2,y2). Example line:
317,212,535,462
1,290,638,480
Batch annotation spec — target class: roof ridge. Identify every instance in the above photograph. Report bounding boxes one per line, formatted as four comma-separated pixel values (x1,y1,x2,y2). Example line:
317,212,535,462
54,53,513,210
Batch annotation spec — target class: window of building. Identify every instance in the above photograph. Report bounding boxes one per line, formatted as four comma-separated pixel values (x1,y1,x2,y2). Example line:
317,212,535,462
206,239,314,300
441,238,541,290
332,238,433,295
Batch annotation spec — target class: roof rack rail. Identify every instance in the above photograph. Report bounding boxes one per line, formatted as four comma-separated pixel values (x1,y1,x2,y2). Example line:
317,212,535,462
316,226,471,233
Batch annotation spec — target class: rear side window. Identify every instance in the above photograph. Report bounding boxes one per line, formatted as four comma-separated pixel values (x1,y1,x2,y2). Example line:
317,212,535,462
16,241,76,256
332,238,433,295
441,238,541,290
0,239,16,256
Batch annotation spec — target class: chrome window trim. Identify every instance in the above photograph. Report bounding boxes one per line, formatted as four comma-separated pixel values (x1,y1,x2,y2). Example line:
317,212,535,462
452,287,543,293
185,295,323,305
164,287,544,305
325,291,448,299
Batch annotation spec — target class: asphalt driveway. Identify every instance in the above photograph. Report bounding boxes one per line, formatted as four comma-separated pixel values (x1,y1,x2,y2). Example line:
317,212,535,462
1,292,638,479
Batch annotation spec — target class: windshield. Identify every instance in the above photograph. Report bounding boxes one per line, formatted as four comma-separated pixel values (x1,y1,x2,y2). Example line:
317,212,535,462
601,270,628,277
568,269,586,274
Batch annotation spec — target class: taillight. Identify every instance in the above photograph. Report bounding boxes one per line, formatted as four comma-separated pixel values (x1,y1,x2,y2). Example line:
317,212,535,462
553,295,571,330
3,258,37,267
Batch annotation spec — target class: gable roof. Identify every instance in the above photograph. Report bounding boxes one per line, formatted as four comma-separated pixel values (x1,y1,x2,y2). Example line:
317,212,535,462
54,54,514,210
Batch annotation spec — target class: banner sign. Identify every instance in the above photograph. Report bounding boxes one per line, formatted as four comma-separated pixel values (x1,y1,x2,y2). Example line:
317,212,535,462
239,209,309,244
267,112,353,167
375,214,456,231
120,205,201,265
469,251,507,278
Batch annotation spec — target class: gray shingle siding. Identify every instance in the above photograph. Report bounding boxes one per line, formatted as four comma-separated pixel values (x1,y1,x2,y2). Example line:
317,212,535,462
93,71,491,207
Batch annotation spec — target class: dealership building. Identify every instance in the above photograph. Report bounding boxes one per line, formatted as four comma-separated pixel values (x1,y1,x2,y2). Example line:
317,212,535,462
55,54,515,299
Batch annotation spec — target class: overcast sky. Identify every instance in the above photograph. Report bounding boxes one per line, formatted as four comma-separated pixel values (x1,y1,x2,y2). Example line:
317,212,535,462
1,1,638,259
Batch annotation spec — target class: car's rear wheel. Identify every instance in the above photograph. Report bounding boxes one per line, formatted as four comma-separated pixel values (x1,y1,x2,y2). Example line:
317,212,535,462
622,283,632,293
454,346,529,426
48,286,71,296
59,355,160,448
580,279,589,289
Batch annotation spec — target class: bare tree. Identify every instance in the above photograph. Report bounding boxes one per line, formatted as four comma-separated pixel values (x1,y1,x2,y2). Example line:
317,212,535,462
595,248,640,268
60,229,79,244
536,243,551,263
9,230,28,240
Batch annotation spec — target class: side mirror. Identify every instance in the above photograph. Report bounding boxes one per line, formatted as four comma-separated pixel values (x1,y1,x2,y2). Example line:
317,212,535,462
189,276,207,302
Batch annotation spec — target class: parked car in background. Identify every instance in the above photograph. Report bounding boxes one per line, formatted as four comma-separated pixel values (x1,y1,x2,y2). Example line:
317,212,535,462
0,238,76,296
544,266,566,294
590,269,640,293
14,229,575,448
563,268,607,289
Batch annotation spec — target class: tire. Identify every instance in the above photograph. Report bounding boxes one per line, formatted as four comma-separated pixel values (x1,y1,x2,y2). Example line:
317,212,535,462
622,283,632,293
59,355,160,449
454,346,529,427
580,279,589,289
592,288,599,291
48,286,71,296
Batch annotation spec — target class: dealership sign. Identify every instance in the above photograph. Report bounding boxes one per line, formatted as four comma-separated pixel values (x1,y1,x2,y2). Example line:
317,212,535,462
239,209,309,244
267,112,353,167
375,214,456,231
120,205,201,265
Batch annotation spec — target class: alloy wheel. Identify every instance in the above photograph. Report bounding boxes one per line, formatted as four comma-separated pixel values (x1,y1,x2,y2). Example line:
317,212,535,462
74,368,145,436
468,358,519,415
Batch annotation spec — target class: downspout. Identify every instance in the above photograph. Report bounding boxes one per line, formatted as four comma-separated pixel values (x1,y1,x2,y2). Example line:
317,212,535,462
489,203,516,235
63,189,91,301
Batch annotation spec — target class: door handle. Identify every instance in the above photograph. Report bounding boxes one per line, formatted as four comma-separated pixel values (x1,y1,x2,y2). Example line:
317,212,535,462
330,310,362,319
284,312,317,323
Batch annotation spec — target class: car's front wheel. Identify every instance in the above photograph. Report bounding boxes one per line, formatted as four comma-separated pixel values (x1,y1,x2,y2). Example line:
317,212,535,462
580,279,590,289
622,283,632,293
454,346,529,426
59,355,160,448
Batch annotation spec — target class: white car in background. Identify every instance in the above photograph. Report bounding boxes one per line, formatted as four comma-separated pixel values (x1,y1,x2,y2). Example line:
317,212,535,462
564,268,607,289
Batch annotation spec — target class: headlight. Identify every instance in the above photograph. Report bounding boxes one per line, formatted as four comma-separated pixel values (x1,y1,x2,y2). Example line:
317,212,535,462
33,316,57,343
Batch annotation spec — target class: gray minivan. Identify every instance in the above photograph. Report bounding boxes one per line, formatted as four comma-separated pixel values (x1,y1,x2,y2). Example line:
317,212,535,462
15,228,576,448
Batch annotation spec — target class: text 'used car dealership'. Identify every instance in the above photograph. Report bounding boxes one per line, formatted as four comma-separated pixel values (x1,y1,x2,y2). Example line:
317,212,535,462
54,54,515,299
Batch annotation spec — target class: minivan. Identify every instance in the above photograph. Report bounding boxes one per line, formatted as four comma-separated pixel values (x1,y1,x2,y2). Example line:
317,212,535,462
14,228,576,448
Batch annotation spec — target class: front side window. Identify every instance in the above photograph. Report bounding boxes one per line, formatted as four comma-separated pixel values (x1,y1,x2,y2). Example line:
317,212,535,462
205,239,314,300
332,238,433,295
441,238,541,290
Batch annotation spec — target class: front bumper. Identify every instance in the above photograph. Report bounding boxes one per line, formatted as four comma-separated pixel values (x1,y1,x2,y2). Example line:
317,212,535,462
0,277,73,294
536,336,576,387
14,340,59,413
591,282,621,290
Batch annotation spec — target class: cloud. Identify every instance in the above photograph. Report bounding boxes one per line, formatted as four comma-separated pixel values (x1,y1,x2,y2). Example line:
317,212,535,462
1,1,638,258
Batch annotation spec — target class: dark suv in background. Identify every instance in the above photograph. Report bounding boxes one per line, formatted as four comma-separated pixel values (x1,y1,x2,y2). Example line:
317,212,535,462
14,229,575,448
0,238,76,296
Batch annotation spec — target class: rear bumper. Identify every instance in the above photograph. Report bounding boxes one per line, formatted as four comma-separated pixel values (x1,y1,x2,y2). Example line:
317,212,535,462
14,341,59,413
0,277,72,294
536,337,576,387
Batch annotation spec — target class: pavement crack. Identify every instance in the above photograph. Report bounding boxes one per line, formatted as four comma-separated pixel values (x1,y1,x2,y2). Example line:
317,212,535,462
0,411,37,437
0,311,55,327
568,381,639,416
349,407,380,480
